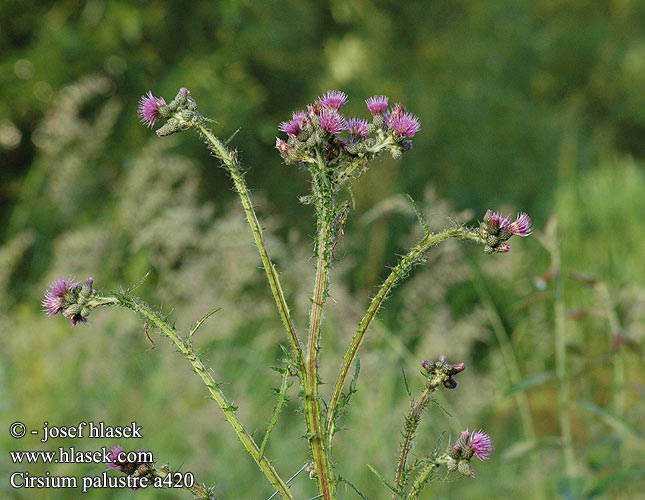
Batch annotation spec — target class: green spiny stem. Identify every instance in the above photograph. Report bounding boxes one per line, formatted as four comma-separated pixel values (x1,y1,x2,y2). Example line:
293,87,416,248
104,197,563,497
113,293,294,500
303,154,336,499
325,227,479,443
394,384,435,497
405,460,442,500
196,122,305,378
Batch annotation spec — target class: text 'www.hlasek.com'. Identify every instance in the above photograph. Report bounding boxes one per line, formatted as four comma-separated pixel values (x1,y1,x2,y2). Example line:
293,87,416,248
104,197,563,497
8,420,195,492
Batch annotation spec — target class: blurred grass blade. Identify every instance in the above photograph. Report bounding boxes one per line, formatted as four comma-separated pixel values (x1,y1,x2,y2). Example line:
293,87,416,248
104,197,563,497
585,468,645,499
505,371,555,396
577,401,643,440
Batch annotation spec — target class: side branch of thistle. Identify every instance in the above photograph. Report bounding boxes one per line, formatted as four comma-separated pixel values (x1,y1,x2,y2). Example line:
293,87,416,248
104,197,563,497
394,384,435,494
405,460,441,500
113,292,294,500
325,227,480,442
196,122,305,377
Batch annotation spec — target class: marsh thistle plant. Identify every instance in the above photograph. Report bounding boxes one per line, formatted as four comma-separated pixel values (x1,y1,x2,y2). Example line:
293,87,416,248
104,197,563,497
44,87,532,499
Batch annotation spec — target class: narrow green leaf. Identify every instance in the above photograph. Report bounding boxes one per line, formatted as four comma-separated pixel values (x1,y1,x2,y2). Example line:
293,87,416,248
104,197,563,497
188,307,221,342
367,464,401,498
405,194,430,236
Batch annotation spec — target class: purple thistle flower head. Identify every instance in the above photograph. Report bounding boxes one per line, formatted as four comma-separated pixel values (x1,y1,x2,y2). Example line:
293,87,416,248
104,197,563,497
486,210,511,231
137,91,167,129
42,279,78,317
508,212,532,236
390,109,422,139
468,430,494,461
365,95,389,115
345,117,369,138
318,110,346,135
107,445,125,472
279,110,308,136
318,90,348,111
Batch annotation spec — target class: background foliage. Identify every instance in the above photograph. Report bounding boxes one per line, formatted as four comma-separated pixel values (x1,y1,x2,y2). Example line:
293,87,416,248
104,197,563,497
1,1,644,498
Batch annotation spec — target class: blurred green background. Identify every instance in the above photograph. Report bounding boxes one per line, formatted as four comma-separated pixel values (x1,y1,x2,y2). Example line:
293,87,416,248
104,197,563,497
1,1,644,498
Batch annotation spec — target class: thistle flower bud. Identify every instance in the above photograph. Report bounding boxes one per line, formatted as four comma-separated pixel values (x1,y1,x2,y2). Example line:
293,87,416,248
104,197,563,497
421,355,465,390
458,460,475,478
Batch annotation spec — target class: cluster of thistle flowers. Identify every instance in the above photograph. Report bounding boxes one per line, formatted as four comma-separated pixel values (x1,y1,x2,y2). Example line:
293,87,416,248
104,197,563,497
107,445,154,490
274,91,421,168
137,88,199,136
444,429,494,478
422,355,465,390
479,210,532,253
42,278,96,326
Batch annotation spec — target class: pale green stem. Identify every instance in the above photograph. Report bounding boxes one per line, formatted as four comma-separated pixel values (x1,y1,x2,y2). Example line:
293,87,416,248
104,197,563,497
113,293,294,500
196,123,305,377
471,273,545,500
551,240,576,478
325,227,479,444
596,282,625,416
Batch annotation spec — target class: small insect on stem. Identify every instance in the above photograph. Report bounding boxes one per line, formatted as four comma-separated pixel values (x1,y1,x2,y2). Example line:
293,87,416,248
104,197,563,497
144,320,155,349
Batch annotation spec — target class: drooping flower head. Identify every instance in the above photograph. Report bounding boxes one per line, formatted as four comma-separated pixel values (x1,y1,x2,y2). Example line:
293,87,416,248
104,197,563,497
318,90,348,111
481,210,532,253
318,110,346,135
137,91,167,128
345,117,369,138
42,278,78,317
42,276,101,326
365,95,389,116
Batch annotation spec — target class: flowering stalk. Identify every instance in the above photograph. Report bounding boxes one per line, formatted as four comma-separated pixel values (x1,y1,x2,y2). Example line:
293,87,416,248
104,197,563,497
393,357,465,497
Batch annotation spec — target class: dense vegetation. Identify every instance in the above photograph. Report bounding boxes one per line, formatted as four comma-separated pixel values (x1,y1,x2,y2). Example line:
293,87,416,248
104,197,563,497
1,1,643,498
